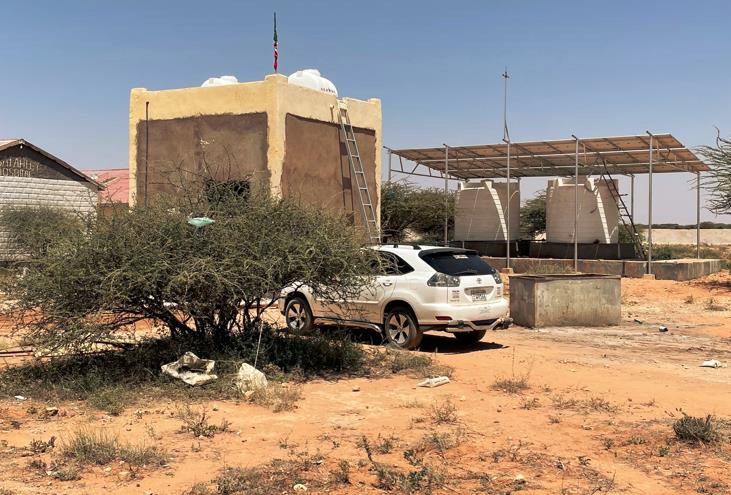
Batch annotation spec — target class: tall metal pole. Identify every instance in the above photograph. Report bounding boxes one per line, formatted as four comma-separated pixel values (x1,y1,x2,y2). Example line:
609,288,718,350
506,141,511,266
696,171,701,258
574,136,579,272
647,132,654,275
444,146,449,247
502,69,511,268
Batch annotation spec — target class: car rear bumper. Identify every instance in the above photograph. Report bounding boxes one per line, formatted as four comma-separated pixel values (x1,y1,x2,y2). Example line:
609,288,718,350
416,297,510,332
442,316,513,332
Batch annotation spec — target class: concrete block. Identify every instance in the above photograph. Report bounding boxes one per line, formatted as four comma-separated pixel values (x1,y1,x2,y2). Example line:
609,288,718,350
510,274,621,328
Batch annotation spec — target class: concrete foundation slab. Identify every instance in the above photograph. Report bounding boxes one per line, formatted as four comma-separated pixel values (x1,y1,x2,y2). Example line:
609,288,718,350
510,274,621,328
481,256,721,281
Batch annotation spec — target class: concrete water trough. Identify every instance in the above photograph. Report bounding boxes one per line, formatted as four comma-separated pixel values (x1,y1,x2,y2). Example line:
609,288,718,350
509,274,621,328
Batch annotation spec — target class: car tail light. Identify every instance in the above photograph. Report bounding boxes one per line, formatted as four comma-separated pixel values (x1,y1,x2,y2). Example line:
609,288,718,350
427,272,460,287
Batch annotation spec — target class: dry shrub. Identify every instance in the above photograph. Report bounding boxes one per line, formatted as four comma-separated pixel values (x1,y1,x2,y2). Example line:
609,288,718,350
61,428,166,466
673,414,721,444
492,376,530,394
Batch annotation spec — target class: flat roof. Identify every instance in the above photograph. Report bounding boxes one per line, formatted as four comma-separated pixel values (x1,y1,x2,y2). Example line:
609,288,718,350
390,133,709,179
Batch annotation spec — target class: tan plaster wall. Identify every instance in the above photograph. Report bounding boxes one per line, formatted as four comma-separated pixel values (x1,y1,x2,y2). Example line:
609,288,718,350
281,115,377,224
129,74,382,222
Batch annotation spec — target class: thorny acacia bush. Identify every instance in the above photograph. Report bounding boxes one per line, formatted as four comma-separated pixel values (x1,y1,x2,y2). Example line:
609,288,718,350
1,174,377,353
0,205,87,259
380,182,454,243
699,130,731,214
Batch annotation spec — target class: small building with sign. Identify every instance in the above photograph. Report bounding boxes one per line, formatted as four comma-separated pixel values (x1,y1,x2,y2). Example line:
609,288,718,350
0,138,101,258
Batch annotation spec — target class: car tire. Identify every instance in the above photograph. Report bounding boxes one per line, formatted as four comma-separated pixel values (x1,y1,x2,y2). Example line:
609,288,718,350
284,296,314,334
384,306,422,350
453,329,487,345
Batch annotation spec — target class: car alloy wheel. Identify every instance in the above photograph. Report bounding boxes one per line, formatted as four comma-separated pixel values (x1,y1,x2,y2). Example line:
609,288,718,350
285,297,312,333
384,306,422,349
387,313,412,345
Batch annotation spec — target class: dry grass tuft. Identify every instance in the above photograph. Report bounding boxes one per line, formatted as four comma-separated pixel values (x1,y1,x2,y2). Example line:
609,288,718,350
492,376,530,394
249,383,303,412
673,414,721,444
177,405,231,438
61,428,166,466
429,398,458,425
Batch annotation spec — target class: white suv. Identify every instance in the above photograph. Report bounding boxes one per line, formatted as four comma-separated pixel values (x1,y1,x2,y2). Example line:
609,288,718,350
279,245,511,349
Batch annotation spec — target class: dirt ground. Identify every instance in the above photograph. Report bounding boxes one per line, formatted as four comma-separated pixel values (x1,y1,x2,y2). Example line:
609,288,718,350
1,272,730,494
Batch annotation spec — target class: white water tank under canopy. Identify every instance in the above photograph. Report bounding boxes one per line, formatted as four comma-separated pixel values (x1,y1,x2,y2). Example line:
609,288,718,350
545,177,619,244
201,75,239,87
288,69,338,96
454,179,520,242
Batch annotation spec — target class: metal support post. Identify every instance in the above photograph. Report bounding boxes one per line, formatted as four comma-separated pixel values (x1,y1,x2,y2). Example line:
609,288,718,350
630,174,635,219
444,146,449,247
505,140,511,267
696,171,701,258
387,148,392,183
573,136,579,272
647,132,654,274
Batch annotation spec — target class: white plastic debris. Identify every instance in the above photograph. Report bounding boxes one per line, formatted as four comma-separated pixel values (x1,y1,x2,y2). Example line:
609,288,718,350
417,376,450,388
234,363,268,393
658,326,668,333
293,483,308,492
14,395,26,401
161,352,218,386
700,359,724,369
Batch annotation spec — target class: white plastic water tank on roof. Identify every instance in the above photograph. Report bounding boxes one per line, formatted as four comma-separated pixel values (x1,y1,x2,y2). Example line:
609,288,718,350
288,69,338,96
201,75,239,87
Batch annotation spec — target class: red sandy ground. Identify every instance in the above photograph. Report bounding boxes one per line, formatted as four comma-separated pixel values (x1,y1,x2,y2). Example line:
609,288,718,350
1,272,730,494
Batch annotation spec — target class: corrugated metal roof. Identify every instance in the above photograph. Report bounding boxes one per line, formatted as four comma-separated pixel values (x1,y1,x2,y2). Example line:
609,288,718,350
83,168,129,203
390,134,709,180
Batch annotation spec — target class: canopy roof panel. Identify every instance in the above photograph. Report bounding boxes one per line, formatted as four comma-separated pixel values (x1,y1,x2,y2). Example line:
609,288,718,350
391,134,709,179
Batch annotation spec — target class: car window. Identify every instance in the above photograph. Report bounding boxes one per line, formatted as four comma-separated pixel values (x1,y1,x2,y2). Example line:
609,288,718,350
372,252,414,276
420,250,495,276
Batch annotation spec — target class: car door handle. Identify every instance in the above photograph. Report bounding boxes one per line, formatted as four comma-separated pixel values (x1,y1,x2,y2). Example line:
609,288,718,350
382,281,393,287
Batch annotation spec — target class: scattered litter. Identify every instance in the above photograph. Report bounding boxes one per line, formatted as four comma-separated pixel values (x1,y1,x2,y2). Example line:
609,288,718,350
658,326,668,333
187,216,215,228
418,376,450,388
161,352,218,386
293,484,308,492
633,318,643,324
514,474,526,484
44,407,59,417
352,386,361,392
14,395,26,401
700,359,724,369
118,470,133,481
234,363,267,393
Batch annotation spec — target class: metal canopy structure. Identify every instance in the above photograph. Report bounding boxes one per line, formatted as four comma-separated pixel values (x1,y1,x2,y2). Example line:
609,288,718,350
385,132,709,275
390,134,708,179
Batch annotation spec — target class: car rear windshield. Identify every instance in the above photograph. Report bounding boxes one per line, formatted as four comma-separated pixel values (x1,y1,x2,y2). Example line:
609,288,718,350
420,250,496,276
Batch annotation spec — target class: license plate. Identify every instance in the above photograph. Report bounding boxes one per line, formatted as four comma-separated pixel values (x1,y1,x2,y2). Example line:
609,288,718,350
471,290,487,301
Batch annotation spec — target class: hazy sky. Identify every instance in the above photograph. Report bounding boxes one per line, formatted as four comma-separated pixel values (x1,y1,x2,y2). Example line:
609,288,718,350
1,0,730,223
